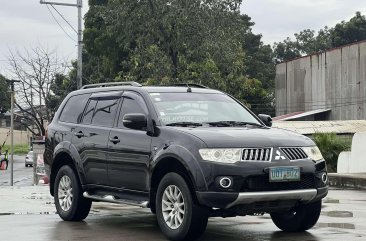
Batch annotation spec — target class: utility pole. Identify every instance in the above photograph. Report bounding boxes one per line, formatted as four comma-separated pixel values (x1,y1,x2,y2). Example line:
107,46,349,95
77,0,83,90
6,79,20,186
40,0,83,89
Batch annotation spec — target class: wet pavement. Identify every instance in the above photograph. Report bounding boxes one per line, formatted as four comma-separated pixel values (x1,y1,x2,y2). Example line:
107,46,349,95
0,186,366,240
0,155,33,186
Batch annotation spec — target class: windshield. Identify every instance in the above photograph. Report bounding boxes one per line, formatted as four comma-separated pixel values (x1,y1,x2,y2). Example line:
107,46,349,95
149,92,260,126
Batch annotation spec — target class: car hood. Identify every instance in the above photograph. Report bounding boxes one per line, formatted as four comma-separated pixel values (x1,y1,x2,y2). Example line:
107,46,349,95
174,127,314,148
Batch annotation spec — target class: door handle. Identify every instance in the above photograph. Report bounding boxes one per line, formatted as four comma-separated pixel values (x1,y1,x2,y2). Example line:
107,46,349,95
74,131,85,138
109,136,120,144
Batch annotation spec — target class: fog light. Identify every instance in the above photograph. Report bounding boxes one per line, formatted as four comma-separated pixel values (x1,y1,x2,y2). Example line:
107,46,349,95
219,177,232,189
321,173,328,184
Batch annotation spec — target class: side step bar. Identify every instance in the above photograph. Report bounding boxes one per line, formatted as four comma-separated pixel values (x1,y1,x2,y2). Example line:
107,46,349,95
83,192,149,208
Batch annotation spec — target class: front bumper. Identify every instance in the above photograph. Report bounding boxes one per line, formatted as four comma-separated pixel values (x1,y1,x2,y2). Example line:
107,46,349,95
196,186,328,209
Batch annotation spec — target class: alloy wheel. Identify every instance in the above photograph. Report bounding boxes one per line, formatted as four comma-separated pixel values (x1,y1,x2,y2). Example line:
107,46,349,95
58,175,73,212
162,185,185,229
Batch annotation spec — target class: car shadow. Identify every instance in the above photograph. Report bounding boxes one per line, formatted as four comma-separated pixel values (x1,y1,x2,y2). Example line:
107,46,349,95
47,211,319,241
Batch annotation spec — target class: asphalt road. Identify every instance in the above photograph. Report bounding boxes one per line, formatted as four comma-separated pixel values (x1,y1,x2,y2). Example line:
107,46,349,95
0,186,365,241
0,155,33,186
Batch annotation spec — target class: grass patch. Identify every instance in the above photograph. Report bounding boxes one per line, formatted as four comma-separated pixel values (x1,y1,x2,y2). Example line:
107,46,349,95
2,144,30,155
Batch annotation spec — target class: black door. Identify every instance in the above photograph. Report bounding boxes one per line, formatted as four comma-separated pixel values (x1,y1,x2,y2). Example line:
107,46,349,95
72,93,121,186
108,91,152,191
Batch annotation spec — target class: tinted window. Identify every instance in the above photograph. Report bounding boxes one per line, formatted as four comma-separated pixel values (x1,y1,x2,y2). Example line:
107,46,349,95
59,94,89,123
118,96,146,128
92,99,119,127
82,99,97,124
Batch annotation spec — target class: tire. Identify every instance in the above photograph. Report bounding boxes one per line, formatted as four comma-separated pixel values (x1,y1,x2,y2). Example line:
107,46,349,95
270,200,322,232
25,164,28,167
54,165,92,221
150,204,156,214
156,173,209,241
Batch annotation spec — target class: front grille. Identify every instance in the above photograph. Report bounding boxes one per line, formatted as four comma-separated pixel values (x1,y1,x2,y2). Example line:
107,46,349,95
242,148,272,161
241,174,316,192
280,147,308,160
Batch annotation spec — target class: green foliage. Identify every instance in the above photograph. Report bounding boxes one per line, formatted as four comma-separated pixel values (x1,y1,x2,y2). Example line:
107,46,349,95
274,12,366,62
312,133,351,172
48,62,78,114
2,144,30,155
331,12,366,47
0,75,10,114
80,0,275,115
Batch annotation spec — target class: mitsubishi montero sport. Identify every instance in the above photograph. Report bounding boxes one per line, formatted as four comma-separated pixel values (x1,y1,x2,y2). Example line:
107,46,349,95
44,82,328,241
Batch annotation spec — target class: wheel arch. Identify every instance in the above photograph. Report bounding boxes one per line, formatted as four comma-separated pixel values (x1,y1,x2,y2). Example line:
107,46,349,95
50,145,85,196
149,151,207,212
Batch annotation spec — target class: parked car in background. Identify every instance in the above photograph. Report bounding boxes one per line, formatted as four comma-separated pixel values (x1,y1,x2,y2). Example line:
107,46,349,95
25,151,33,167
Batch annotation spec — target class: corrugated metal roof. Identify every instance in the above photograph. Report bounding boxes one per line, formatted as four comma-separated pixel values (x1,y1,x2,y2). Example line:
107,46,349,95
273,120,366,135
272,111,303,121
273,109,331,121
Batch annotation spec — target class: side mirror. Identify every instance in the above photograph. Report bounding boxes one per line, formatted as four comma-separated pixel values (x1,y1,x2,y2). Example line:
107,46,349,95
258,114,272,127
123,113,147,130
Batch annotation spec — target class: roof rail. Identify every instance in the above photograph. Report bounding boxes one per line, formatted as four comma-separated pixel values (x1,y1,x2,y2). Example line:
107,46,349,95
171,83,208,89
81,81,142,89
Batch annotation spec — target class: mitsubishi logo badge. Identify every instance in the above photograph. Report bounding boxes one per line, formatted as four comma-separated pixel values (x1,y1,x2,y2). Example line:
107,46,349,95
275,150,286,160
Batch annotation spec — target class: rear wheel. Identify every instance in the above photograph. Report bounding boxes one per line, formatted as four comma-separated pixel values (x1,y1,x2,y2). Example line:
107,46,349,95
54,165,92,221
270,200,322,232
156,173,209,241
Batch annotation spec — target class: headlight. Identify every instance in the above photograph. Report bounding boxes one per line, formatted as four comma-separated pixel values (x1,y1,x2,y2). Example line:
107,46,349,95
199,149,242,163
302,146,324,161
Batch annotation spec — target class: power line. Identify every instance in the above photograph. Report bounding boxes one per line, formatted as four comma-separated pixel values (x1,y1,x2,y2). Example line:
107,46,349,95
40,0,83,89
46,4,77,43
251,97,366,107
50,5,78,34
267,100,366,112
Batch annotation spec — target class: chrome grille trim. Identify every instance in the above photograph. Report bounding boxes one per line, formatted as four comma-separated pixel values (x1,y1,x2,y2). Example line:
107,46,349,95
241,148,272,162
280,147,308,161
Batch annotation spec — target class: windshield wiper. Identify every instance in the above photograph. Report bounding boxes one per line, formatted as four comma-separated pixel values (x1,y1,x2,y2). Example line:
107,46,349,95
205,121,265,128
166,122,203,127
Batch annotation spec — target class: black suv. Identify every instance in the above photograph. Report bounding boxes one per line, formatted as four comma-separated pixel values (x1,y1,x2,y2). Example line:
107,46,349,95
45,82,328,241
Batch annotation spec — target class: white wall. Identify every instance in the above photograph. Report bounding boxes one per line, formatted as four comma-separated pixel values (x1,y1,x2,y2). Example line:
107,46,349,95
0,128,30,146
337,132,366,173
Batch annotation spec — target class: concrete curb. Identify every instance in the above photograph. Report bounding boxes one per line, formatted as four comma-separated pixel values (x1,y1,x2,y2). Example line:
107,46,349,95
328,173,366,190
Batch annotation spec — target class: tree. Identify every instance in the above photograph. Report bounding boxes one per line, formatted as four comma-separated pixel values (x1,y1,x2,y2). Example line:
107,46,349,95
274,12,366,62
330,12,366,47
7,47,68,136
0,75,10,114
81,0,275,115
313,133,351,172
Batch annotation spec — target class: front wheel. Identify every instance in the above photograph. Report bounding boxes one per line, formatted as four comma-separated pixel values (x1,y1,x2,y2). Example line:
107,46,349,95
156,173,209,241
54,165,92,221
270,200,322,232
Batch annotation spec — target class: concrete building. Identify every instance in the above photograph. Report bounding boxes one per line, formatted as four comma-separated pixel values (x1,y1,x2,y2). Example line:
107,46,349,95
275,40,366,120
273,120,366,137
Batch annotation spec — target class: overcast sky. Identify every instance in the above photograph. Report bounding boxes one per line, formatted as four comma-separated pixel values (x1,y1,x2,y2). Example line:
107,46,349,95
1,0,365,77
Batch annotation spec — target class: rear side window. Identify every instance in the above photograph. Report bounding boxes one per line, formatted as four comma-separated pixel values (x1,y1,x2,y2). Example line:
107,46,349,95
82,99,97,125
59,94,89,123
92,99,119,127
